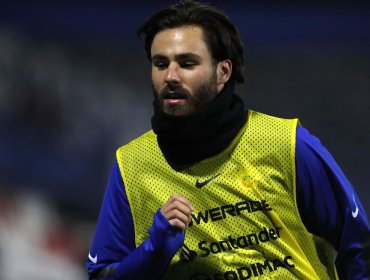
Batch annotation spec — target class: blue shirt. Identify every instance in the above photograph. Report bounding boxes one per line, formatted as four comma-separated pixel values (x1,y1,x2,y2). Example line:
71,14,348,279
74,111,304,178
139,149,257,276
87,126,370,279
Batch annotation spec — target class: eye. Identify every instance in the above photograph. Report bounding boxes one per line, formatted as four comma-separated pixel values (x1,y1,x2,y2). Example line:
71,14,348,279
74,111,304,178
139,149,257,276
152,56,169,70
180,62,196,69
153,61,168,70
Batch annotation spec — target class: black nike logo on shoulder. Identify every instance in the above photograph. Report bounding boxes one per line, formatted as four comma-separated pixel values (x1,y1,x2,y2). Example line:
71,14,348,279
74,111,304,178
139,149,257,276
195,173,222,189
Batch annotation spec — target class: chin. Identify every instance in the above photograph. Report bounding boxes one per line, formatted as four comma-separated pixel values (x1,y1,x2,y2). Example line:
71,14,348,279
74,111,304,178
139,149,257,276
163,106,192,116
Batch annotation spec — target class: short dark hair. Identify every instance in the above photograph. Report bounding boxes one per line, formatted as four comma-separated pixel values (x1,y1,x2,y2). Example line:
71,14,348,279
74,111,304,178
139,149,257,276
138,0,245,84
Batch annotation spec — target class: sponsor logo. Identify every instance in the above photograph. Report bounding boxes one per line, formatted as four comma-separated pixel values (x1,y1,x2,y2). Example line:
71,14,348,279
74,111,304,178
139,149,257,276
352,193,359,218
181,226,295,279
180,226,282,264
198,227,282,257
88,252,97,264
180,244,198,263
189,199,271,227
195,174,222,189
188,256,295,279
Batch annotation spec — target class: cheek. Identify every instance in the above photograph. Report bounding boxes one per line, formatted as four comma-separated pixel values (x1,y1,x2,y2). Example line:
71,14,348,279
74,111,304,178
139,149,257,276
151,71,163,89
188,70,214,87
185,69,207,82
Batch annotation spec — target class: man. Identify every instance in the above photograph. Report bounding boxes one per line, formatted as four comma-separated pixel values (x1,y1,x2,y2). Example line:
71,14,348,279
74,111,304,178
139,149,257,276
87,1,370,279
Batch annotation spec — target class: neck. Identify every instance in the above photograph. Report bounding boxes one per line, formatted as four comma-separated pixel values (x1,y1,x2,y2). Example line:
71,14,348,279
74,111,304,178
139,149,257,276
151,82,247,171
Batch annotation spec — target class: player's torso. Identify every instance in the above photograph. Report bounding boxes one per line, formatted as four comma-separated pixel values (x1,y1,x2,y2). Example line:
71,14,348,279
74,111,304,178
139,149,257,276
117,111,336,280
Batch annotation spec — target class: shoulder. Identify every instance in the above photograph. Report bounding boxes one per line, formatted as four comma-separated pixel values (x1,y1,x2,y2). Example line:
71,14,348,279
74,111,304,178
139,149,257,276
116,130,156,155
247,110,299,138
249,110,298,123
295,126,334,165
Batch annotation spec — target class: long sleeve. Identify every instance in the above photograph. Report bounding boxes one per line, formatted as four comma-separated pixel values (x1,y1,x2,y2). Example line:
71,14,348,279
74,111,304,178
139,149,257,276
296,126,370,279
86,162,185,280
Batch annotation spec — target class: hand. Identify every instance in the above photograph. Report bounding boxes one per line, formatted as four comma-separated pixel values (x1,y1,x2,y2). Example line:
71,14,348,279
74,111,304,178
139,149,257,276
160,194,194,232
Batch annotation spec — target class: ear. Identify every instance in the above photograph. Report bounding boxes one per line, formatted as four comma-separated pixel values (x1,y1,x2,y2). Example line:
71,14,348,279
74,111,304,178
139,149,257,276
216,59,232,91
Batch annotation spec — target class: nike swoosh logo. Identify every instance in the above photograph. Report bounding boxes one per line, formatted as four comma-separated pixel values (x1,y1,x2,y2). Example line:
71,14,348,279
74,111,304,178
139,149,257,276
352,193,359,218
88,252,98,264
195,173,222,189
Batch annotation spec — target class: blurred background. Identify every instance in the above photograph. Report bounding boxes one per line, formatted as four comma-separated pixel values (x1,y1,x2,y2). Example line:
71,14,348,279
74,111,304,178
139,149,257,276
0,1,369,279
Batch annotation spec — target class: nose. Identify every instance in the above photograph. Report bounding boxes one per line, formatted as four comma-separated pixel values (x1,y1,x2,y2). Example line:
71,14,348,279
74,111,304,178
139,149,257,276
165,62,180,84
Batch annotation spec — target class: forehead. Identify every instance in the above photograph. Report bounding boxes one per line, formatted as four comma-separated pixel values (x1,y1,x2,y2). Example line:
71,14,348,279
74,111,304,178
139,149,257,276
150,26,211,59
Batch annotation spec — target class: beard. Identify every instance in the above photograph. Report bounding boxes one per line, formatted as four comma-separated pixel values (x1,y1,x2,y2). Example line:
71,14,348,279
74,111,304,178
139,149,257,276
153,71,219,116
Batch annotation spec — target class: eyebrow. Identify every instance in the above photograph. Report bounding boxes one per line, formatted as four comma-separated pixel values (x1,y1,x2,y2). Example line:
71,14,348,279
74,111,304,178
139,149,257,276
152,53,202,61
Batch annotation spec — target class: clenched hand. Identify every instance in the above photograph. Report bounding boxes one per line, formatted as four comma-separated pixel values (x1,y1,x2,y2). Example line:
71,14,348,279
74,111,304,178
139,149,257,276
160,194,194,232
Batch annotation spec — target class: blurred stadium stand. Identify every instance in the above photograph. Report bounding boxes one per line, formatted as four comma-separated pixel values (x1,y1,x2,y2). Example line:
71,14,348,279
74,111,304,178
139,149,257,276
0,1,369,278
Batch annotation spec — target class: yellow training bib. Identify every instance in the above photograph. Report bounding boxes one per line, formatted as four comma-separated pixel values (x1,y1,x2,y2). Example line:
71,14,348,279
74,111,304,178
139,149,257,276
117,110,337,279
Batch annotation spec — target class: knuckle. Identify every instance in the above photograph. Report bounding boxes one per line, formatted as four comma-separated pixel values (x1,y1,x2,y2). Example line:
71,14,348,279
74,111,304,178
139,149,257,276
171,219,184,229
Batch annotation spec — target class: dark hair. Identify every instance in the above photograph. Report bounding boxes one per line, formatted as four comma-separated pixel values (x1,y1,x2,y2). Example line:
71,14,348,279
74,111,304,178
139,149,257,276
138,0,245,84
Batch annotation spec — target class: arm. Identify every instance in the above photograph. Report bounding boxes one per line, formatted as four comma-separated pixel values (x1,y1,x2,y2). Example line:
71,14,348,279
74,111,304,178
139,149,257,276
86,162,192,280
295,126,370,279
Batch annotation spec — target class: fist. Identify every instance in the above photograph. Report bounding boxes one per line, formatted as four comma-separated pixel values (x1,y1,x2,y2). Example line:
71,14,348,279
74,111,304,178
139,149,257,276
160,194,194,232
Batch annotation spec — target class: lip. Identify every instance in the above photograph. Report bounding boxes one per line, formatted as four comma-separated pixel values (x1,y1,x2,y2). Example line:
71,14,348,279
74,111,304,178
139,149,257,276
160,87,188,106
162,89,187,106
164,98,186,106
163,91,187,99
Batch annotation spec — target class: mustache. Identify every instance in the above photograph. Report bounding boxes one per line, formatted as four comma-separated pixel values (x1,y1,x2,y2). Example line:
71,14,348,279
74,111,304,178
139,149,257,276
160,86,189,99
